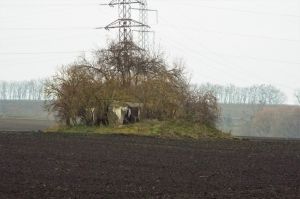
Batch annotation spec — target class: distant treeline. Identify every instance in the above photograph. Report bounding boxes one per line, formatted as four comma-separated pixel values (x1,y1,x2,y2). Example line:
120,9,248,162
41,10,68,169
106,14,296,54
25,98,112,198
0,80,289,105
198,83,286,105
0,80,45,100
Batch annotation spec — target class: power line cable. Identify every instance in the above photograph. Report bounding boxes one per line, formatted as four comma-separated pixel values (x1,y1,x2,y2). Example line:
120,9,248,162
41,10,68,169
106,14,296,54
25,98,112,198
159,22,298,91
0,3,100,7
173,3,300,18
158,31,260,84
0,27,97,30
2,1,299,18
159,16,300,65
0,51,91,55
162,23,300,43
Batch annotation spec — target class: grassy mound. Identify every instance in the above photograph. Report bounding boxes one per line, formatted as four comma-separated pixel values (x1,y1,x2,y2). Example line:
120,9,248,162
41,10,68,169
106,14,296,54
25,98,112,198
47,120,231,139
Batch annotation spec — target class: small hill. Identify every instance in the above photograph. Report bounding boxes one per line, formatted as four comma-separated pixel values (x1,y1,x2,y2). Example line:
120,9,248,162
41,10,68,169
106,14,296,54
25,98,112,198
1,100,299,138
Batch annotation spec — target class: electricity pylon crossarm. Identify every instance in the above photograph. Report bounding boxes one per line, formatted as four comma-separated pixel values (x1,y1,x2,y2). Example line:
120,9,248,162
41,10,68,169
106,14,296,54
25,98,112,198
100,0,156,51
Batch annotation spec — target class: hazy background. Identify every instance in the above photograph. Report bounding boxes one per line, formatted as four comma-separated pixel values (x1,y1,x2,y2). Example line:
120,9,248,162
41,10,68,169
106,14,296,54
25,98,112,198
0,0,300,103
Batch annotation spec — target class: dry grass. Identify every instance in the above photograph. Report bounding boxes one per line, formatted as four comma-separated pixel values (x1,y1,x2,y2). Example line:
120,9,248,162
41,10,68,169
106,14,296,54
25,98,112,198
47,120,231,139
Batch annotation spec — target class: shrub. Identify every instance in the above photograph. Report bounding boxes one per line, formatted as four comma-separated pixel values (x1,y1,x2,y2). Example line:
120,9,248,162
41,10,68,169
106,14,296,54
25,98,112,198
45,41,220,128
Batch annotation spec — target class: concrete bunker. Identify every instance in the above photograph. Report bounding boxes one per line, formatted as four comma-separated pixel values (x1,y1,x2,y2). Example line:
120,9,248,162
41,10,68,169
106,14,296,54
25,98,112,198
109,102,142,125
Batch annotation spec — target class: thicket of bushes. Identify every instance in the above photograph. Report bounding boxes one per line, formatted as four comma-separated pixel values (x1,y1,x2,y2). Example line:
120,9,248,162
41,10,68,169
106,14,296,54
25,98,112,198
241,106,300,138
45,42,220,128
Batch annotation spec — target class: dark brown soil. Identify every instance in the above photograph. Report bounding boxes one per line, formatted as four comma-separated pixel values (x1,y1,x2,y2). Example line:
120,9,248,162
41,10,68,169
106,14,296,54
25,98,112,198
0,132,300,198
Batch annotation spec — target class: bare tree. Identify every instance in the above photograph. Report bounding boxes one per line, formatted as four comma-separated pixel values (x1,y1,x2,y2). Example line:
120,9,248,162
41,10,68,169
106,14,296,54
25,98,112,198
185,86,220,128
0,80,46,100
251,107,300,137
45,41,220,127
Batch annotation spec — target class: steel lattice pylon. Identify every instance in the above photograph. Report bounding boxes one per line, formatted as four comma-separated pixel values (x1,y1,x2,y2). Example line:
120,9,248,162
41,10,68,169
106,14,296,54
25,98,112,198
100,0,156,51
97,0,157,86
104,0,149,48
138,0,149,50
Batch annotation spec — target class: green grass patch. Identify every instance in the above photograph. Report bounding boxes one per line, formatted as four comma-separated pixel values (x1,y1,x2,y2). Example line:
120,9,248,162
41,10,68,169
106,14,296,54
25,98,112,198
47,120,231,139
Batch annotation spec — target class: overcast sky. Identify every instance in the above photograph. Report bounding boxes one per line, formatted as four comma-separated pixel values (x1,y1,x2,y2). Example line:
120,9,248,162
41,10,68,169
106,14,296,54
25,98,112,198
0,0,300,103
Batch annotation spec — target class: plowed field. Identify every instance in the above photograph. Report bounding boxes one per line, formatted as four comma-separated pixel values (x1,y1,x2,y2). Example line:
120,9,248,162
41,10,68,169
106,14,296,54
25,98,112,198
0,132,299,198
